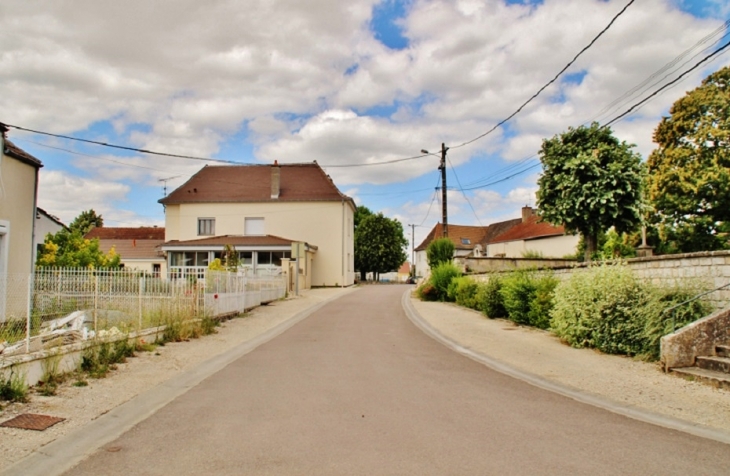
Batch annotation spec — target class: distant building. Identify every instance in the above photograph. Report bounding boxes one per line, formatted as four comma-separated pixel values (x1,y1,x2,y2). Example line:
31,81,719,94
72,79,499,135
486,207,578,258
85,227,166,277
34,207,66,257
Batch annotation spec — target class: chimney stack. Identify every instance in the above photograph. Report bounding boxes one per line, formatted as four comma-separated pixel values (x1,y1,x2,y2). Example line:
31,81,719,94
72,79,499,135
271,160,280,199
521,206,534,223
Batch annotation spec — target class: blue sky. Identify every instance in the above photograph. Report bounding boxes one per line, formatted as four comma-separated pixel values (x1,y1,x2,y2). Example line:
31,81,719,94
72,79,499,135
2,0,729,252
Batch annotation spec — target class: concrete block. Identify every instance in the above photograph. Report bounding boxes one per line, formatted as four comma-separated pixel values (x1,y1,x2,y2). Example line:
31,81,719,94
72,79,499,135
712,257,725,266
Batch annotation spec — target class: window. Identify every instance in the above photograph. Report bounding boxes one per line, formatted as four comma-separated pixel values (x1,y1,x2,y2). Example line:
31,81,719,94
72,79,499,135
244,217,264,235
198,218,215,236
461,238,471,245
272,251,290,266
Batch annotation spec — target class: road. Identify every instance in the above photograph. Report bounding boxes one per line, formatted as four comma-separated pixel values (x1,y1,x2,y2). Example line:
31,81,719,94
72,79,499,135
66,285,730,475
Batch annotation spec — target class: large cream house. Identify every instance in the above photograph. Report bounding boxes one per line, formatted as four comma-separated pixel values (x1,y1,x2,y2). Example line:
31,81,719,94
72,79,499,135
159,162,356,288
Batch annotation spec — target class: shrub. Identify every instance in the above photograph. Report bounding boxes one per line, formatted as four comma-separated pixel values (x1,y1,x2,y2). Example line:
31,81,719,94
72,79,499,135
476,276,506,318
416,282,439,301
427,238,455,269
429,262,462,301
500,269,557,329
550,263,710,359
447,276,480,309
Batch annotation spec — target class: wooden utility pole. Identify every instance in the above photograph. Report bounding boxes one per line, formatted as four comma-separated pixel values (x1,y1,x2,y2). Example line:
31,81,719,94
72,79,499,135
440,143,448,237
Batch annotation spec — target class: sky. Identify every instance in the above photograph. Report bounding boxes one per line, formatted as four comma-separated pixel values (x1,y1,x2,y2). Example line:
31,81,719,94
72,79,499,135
2,0,729,255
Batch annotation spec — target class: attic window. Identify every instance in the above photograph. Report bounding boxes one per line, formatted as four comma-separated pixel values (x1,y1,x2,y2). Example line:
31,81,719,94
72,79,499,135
461,238,471,245
244,217,264,236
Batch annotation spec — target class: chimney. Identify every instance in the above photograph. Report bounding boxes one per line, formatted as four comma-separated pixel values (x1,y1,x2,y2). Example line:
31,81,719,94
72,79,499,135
521,206,534,223
271,160,280,199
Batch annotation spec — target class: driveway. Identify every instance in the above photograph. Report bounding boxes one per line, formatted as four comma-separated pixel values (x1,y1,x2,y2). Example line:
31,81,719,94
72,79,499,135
64,284,730,475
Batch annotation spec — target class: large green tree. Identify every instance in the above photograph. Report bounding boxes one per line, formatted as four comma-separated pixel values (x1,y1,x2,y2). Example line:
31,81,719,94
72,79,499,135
36,210,120,268
536,123,645,261
647,65,730,253
354,212,408,281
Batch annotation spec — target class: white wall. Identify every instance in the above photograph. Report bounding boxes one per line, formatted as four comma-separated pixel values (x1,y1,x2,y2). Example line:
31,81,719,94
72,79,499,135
488,234,579,258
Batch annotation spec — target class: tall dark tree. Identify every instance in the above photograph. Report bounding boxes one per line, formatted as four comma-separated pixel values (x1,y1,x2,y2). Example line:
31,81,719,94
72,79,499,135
354,212,407,281
647,65,730,253
69,209,103,234
536,123,645,261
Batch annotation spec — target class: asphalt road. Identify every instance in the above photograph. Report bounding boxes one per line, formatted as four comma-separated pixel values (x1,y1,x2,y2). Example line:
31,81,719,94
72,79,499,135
66,285,730,475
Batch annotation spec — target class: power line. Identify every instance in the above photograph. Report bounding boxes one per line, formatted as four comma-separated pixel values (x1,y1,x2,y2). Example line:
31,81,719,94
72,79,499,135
447,156,482,226
450,0,636,150
3,123,241,164
603,38,730,127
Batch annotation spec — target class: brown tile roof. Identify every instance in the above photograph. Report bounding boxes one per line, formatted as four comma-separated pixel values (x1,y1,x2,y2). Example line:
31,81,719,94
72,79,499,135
489,215,566,244
159,163,354,206
482,218,522,244
398,262,411,274
85,227,165,240
162,234,303,248
3,139,42,168
96,239,164,260
415,224,490,252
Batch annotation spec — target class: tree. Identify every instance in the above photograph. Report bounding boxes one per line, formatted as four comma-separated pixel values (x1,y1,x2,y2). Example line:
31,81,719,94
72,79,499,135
536,122,645,261
354,205,373,230
647,65,730,253
36,210,119,268
69,209,103,234
426,237,455,269
36,229,121,268
354,212,407,281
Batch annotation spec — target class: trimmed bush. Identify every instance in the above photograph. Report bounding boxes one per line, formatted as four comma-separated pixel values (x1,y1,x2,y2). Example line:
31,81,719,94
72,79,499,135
447,276,480,309
500,269,557,329
476,276,506,318
429,262,462,301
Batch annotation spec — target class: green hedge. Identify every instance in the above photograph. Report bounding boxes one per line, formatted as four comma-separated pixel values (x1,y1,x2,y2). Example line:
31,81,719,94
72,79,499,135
499,269,557,329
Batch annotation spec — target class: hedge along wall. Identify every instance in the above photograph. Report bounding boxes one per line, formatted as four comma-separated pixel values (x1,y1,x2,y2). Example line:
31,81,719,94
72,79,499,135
466,250,730,311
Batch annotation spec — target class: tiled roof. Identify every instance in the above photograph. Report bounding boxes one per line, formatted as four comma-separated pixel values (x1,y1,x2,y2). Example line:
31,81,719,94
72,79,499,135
398,262,411,274
415,220,525,252
86,227,165,240
3,139,42,168
159,163,354,206
96,239,164,260
489,215,566,244
162,234,303,248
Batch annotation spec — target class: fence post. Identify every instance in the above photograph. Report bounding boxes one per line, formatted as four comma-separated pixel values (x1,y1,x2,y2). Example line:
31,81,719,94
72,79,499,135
94,274,99,334
25,272,33,354
139,276,144,330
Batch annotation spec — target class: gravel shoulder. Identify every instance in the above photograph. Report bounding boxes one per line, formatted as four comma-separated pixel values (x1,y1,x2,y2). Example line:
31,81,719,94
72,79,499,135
0,288,351,473
410,296,730,434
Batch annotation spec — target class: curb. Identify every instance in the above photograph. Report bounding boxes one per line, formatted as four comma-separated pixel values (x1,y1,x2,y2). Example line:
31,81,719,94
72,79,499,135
401,290,730,446
2,289,355,476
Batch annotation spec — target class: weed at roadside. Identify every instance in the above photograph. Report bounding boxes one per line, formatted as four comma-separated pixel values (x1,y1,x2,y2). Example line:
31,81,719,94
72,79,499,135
0,369,29,403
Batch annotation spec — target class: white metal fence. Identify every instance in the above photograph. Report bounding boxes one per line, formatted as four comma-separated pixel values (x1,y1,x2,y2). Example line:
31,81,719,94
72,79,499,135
0,268,286,358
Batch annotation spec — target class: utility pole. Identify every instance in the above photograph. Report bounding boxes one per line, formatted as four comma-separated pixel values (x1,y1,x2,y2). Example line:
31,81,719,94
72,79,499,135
440,143,449,238
409,224,415,271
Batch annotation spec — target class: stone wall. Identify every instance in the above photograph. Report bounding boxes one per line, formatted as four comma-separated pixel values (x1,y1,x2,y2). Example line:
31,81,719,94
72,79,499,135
660,307,730,369
466,250,730,310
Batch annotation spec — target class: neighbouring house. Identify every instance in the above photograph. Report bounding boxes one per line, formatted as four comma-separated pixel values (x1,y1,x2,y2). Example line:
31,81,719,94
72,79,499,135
159,162,356,288
486,207,579,258
84,227,166,277
414,220,521,277
376,262,411,283
34,207,66,256
0,130,43,319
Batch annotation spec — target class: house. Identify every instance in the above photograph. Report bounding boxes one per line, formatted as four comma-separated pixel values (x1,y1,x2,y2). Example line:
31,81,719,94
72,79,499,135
84,227,166,276
0,130,43,320
34,207,66,256
0,132,42,277
159,162,356,288
486,207,579,258
414,220,520,277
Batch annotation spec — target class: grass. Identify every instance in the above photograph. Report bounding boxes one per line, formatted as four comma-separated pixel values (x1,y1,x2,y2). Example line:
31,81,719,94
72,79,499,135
0,369,29,403
36,353,65,396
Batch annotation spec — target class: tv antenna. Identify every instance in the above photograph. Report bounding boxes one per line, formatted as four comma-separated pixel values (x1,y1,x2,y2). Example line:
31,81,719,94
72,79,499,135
159,176,181,197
